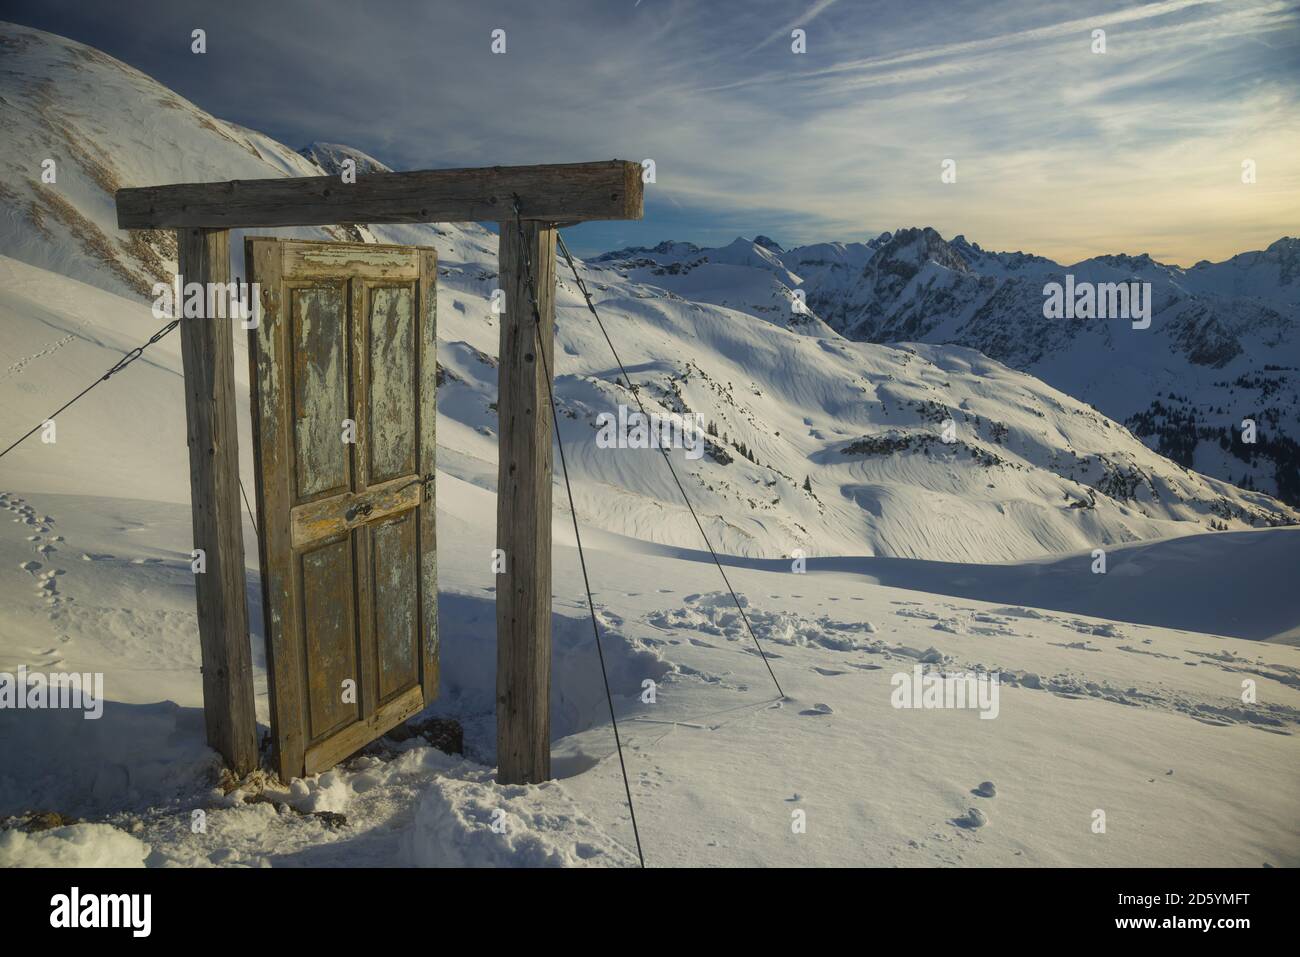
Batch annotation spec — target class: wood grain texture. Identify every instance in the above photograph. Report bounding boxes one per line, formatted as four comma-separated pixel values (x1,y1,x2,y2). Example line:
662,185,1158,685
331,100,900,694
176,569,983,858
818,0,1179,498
349,275,379,729
289,475,422,549
303,684,425,776
246,237,305,781
291,284,349,499
366,286,417,482
372,511,419,702
300,536,359,739
177,227,258,775
285,242,420,280
417,249,440,705
495,220,556,785
117,161,643,228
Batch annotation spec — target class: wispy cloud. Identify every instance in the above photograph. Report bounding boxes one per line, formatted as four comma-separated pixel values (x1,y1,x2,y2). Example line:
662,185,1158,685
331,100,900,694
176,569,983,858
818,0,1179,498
8,0,1298,261
713,0,1226,94
744,0,841,54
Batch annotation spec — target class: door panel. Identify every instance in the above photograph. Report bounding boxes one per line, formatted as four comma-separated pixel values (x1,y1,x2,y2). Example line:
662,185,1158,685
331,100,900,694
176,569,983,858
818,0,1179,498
300,537,359,739
247,238,438,782
372,512,419,702
367,285,418,484
291,285,350,500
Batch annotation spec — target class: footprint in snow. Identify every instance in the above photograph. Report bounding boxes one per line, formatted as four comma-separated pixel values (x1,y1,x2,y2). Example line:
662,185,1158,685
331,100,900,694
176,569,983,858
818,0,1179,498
952,808,988,829
19,561,41,574
799,702,834,716
972,781,997,798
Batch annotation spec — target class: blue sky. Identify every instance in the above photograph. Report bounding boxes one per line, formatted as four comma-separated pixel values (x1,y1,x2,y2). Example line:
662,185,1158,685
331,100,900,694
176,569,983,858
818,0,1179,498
5,0,1298,262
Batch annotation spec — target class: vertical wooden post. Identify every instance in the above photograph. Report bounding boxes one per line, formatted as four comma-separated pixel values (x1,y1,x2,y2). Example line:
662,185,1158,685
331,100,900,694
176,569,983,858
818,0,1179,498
176,227,259,775
496,221,557,784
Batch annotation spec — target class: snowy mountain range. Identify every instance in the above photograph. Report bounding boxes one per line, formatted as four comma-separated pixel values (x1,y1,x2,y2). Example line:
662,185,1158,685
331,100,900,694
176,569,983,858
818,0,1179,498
595,227,1300,506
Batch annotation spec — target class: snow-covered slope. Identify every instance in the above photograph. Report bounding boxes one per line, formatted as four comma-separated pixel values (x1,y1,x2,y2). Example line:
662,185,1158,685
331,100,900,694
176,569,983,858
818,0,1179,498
796,228,1300,508
0,23,495,293
3,484,1297,867
614,226,1300,507
590,237,837,336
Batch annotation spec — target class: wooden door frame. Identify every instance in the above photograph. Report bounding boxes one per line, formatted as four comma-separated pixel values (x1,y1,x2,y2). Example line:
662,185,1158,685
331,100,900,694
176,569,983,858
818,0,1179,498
125,162,643,781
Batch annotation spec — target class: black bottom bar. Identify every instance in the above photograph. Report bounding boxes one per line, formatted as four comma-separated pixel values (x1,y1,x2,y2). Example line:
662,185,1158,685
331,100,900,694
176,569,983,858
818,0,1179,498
1,866,1281,941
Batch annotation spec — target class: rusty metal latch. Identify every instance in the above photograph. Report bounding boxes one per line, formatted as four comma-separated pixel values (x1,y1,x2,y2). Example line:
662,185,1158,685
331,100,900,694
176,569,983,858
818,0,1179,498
347,502,374,521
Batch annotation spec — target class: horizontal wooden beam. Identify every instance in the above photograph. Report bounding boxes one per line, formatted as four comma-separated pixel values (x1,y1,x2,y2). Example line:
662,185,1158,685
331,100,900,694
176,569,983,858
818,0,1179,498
116,160,643,229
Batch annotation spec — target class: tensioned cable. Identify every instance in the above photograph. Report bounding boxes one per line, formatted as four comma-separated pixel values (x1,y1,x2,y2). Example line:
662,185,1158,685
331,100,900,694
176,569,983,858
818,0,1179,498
0,315,263,543
239,476,260,540
511,199,645,868
554,231,785,699
0,318,181,460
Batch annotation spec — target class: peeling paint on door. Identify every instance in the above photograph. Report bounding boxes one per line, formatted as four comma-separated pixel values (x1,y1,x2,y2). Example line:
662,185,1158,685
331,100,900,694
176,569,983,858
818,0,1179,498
247,238,438,781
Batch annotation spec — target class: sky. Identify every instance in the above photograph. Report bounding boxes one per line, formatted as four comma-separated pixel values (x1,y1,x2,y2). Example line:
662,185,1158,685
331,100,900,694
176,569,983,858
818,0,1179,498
4,0,1298,263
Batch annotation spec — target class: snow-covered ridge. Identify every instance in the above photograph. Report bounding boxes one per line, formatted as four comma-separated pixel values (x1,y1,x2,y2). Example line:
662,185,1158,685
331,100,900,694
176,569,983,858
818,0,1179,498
602,225,1300,507
298,142,394,177
0,23,496,295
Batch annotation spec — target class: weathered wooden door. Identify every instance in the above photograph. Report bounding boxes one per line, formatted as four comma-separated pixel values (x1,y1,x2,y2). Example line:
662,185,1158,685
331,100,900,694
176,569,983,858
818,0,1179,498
246,239,438,781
